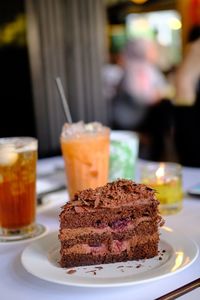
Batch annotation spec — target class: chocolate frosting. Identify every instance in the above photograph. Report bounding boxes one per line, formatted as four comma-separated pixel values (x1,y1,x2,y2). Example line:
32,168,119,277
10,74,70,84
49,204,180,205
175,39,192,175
64,179,158,210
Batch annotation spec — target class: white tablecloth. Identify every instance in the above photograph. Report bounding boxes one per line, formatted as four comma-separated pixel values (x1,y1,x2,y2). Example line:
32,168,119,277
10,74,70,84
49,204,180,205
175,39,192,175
1,157,200,300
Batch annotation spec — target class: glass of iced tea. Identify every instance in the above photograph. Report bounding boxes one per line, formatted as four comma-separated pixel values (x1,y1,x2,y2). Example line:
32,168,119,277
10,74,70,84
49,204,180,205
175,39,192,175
60,122,110,199
0,137,45,241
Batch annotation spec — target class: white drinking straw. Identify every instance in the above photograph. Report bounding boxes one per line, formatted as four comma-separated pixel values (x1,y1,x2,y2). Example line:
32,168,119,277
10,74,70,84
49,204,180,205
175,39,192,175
55,77,72,123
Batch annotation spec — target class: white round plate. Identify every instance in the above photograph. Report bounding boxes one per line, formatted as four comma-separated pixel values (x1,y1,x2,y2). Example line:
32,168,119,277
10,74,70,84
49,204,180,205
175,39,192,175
21,228,199,288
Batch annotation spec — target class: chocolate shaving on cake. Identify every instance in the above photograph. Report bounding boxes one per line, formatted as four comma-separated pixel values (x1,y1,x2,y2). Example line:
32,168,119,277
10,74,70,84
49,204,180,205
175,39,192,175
70,200,82,206
83,199,92,206
158,216,165,227
74,206,87,213
94,197,101,208
69,179,157,209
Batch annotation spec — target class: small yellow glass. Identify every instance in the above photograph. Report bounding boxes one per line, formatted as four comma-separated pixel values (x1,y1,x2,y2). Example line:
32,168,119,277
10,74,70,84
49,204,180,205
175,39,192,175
141,162,183,215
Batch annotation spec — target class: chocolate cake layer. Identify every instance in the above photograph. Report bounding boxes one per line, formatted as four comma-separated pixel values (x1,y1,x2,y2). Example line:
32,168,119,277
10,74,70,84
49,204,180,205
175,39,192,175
60,232,159,255
60,240,158,268
60,219,158,248
59,179,164,268
60,203,159,228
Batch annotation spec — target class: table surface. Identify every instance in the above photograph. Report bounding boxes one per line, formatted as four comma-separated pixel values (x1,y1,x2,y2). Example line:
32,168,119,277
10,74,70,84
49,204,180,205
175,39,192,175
1,157,200,300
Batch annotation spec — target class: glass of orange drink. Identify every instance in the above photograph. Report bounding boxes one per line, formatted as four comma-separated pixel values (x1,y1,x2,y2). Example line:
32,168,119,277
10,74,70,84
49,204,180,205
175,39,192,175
60,122,110,199
0,137,45,242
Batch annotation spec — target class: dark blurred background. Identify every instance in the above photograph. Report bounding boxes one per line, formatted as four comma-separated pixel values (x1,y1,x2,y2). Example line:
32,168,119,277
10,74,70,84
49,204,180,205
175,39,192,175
0,0,35,139
0,0,199,164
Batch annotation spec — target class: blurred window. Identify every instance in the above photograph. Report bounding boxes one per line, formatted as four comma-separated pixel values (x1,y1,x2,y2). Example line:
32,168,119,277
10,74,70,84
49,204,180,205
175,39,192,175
126,10,182,71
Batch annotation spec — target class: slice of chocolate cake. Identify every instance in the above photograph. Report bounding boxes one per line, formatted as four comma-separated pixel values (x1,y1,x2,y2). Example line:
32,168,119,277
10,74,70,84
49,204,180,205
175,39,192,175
59,179,164,268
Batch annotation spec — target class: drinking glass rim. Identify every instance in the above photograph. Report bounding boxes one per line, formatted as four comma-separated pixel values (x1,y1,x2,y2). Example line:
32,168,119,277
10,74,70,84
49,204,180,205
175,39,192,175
0,137,38,151
141,162,182,172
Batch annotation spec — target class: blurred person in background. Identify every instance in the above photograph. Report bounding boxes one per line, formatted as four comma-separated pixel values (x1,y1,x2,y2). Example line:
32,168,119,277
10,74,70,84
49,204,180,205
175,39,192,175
110,38,173,161
173,25,200,166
